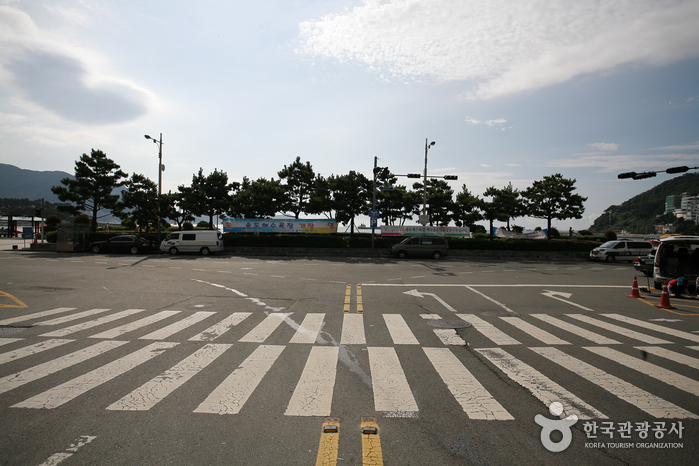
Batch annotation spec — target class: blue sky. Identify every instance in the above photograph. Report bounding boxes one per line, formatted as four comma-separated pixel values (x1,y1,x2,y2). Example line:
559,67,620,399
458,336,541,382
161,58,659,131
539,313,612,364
1,0,698,231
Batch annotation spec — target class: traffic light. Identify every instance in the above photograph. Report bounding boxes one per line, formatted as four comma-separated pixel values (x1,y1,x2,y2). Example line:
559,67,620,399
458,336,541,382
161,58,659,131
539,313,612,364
666,166,689,174
406,173,421,178
443,175,458,180
617,172,637,179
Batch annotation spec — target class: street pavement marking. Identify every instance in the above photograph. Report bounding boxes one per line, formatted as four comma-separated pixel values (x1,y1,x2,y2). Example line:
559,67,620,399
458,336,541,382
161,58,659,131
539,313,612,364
139,311,216,340
361,417,383,466
37,435,97,466
368,347,418,417
35,308,111,326
584,346,699,397
424,347,513,420
344,285,351,313
0,307,75,326
499,317,571,345
189,312,252,341
0,340,128,395
89,311,180,339
289,313,325,344
383,314,419,345
13,342,178,409
107,343,231,411
357,285,363,313
0,290,27,308
477,348,606,420
340,314,366,345
566,314,673,344
530,347,698,419
530,314,621,345
0,338,23,347
456,314,520,345
635,346,699,370
0,338,74,364
194,344,285,415
315,418,340,466
40,309,148,338
602,314,699,343
285,346,339,416
238,313,292,343
420,314,466,345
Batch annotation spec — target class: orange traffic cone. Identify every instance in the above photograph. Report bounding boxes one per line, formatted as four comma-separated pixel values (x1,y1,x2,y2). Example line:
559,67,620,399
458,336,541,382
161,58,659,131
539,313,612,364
655,282,676,309
627,276,641,298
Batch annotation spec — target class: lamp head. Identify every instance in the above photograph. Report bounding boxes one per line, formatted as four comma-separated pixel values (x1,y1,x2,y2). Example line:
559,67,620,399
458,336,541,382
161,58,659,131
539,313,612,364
145,134,152,140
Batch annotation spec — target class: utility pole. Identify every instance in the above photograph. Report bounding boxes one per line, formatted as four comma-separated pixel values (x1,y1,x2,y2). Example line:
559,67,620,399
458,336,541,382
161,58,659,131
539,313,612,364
372,156,377,249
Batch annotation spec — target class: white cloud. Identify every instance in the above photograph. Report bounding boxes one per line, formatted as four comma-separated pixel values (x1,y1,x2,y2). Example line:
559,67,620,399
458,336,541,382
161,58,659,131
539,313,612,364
466,116,507,127
590,142,619,151
547,153,699,173
299,0,699,99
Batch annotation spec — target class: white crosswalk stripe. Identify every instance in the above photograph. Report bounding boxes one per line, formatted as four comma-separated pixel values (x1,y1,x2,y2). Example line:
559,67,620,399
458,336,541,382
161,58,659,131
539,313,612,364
89,311,180,339
107,343,231,411
238,313,292,343
0,339,74,364
3,307,699,421
0,340,128,395
565,314,673,344
0,308,76,326
530,347,698,419
194,344,285,415
40,309,147,338
12,342,178,409
189,312,251,341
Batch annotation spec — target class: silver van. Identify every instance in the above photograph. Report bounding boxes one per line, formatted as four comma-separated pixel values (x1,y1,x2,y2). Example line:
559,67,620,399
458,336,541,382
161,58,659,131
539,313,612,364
390,236,449,259
589,240,654,262
653,235,699,289
160,230,224,255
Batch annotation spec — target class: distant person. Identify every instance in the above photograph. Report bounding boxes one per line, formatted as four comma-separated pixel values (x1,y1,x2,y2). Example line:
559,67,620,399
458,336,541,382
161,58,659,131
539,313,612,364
667,277,688,298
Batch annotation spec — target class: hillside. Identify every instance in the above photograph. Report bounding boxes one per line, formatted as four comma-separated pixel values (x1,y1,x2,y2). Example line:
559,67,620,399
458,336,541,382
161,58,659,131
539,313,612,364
0,163,73,203
591,172,699,233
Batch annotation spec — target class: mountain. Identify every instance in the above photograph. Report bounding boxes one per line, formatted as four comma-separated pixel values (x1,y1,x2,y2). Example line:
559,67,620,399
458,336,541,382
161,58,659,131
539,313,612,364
0,163,73,203
591,172,699,233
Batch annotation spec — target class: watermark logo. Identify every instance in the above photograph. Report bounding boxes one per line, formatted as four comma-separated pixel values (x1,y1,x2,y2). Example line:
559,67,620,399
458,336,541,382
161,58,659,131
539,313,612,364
535,402,578,452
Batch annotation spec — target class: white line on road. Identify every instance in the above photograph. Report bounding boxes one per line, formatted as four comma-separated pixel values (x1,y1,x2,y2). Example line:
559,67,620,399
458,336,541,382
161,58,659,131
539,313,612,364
530,314,621,345
0,308,76,326
285,346,339,416
368,347,418,418
189,313,252,341
499,317,570,345
40,309,148,338
566,315,673,344
383,314,419,345
107,343,231,411
425,347,513,420
602,314,699,343
0,339,74,364
635,346,699,370
239,313,292,343
89,311,180,339
340,314,366,345
289,313,325,344
194,345,284,415
456,314,520,345
12,342,178,409
35,308,111,326
530,347,698,419
139,311,216,340
477,347,605,420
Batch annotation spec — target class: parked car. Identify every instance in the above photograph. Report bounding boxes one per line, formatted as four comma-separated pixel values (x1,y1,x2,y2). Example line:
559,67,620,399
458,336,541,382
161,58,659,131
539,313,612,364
159,230,224,255
390,236,449,259
633,254,655,277
589,240,654,262
653,235,699,289
89,235,155,254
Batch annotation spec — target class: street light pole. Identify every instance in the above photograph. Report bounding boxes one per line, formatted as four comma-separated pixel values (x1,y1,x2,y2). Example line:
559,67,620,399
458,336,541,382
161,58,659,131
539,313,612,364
145,133,164,244
421,139,435,225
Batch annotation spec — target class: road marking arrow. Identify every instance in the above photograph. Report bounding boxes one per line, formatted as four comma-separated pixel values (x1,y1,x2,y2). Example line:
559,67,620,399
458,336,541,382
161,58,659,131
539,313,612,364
541,290,594,312
404,289,457,312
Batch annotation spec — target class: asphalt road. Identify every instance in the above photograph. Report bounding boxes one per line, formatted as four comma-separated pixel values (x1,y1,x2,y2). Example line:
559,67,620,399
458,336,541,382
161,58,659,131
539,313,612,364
1,249,698,466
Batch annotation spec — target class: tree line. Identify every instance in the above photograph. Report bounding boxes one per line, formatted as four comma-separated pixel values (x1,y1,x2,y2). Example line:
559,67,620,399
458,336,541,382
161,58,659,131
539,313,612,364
51,149,587,239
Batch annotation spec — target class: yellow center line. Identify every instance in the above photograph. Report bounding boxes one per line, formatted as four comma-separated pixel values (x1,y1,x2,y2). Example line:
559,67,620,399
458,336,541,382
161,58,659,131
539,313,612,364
356,285,363,314
0,290,28,308
315,418,340,466
361,417,383,466
344,285,351,313
637,296,699,316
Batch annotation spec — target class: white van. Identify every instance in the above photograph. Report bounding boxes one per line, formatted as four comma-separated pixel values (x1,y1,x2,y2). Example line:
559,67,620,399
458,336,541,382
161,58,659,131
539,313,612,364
589,240,654,262
653,235,699,289
160,230,224,255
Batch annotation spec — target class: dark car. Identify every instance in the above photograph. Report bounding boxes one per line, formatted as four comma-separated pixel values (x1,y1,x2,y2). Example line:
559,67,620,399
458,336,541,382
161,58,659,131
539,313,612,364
390,236,449,259
633,253,655,277
89,235,155,254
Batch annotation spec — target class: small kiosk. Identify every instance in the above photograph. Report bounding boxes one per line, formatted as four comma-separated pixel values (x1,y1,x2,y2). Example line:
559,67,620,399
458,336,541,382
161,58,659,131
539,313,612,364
56,224,90,252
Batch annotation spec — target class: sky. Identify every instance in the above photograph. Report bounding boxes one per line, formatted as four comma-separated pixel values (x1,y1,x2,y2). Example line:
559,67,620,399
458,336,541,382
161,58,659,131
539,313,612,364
1,0,699,231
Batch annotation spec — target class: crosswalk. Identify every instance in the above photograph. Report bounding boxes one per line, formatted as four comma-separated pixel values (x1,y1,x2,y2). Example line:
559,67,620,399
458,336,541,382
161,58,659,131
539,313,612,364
1,306,699,421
